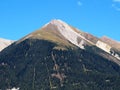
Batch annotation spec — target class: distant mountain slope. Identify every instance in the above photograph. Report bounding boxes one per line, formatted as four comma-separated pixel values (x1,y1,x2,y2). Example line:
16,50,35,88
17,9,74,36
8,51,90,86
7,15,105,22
0,38,14,52
0,19,120,90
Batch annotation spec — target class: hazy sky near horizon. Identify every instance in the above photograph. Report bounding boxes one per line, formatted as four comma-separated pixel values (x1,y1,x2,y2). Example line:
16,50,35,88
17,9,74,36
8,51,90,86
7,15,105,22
0,0,120,41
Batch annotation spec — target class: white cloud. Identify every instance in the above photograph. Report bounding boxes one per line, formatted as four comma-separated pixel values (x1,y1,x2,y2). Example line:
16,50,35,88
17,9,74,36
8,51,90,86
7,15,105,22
77,1,82,6
112,0,120,11
112,4,120,11
113,0,120,2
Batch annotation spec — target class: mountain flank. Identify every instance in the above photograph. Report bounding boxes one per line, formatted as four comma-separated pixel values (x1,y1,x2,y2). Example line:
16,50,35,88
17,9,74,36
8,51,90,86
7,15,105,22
0,19,120,90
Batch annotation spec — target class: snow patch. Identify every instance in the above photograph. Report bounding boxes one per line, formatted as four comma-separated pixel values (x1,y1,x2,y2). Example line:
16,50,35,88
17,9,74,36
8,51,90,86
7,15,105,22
111,51,120,60
7,87,20,90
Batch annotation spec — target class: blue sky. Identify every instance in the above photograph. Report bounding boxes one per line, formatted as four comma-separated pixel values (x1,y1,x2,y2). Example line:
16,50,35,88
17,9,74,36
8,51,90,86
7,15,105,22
0,0,120,41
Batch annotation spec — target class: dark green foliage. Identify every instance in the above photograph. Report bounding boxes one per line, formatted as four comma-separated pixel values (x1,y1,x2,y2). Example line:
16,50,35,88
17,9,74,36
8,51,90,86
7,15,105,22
0,39,120,90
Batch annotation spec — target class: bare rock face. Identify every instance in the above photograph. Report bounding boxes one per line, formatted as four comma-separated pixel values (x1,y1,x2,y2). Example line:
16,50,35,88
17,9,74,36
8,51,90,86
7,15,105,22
101,36,120,50
96,40,111,53
0,38,14,52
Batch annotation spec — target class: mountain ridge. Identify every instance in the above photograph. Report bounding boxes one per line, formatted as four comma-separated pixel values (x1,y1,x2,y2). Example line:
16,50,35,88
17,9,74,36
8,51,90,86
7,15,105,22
14,19,120,63
1,19,120,64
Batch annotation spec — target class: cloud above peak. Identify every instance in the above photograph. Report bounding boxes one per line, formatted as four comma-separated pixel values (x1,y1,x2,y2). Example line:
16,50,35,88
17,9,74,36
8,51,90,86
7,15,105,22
112,4,120,11
113,0,120,2
77,1,82,6
112,0,120,11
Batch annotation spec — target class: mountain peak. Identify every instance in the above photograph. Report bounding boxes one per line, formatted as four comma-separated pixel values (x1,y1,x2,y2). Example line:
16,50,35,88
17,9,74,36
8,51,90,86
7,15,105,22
47,19,69,29
42,19,66,28
50,19,64,23
17,19,95,50
16,19,77,49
